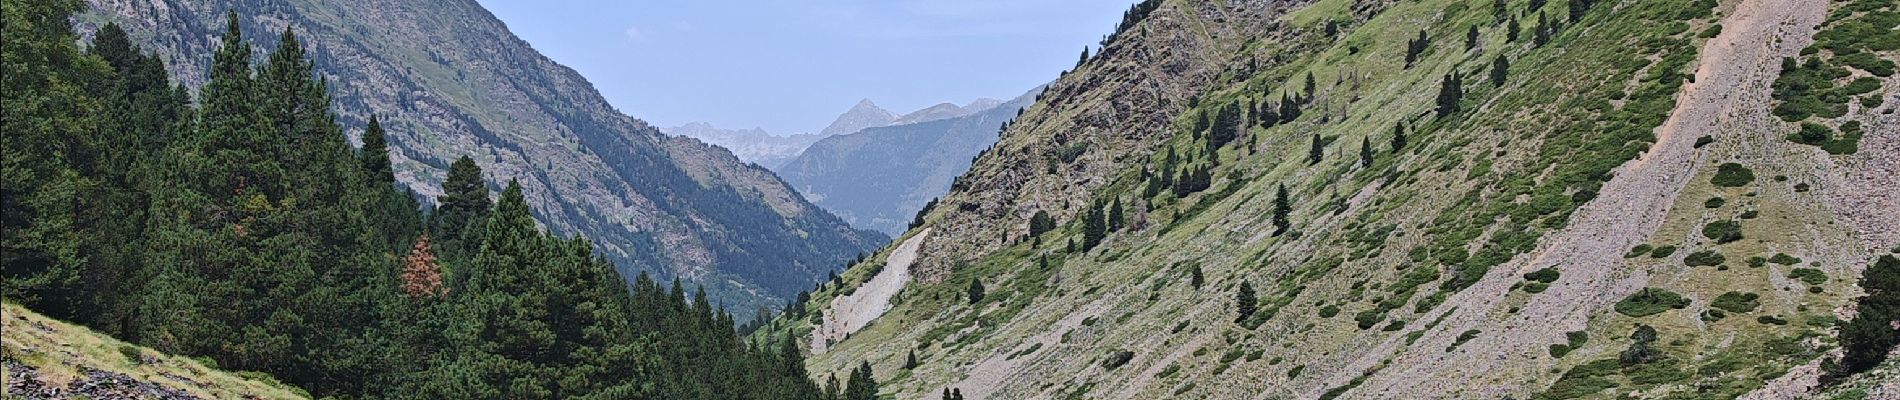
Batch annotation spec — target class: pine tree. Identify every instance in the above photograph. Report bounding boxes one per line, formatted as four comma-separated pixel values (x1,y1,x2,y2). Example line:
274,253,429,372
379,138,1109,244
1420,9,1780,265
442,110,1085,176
1302,72,1317,100
1108,199,1125,231
1359,137,1374,167
1436,73,1464,117
1272,184,1292,235
434,155,491,255
1507,18,1521,42
400,234,445,298
1534,12,1553,46
904,350,919,369
1082,201,1107,250
1235,281,1258,323
1466,25,1481,50
1830,255,1900,379
1391,122,1408,153
968,279,986,304
1190,264,1205,289
843,361,878,400
1405,30,1430,67
1308,134,1324,165
1490,56,1511,87
1077,46,1092,68
360,115,393,184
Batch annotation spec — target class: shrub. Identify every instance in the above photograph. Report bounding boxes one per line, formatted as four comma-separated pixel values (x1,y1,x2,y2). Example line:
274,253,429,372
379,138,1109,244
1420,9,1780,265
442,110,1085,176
1626,244,1654,258
1711,163,1756,187
1616,288,1691,317
1684,250,1725,267
1704,197,1726,208
1702,220,1744,244
1711,291,1761,313
119,345,143,364
1788,268,1827,285
1318,305,1340,318
1103,350,1135,369
1649,245,1678,258
1748,256,1768,268
1524,267,1561,283
1757,315,1788,325
1619,324,1664,366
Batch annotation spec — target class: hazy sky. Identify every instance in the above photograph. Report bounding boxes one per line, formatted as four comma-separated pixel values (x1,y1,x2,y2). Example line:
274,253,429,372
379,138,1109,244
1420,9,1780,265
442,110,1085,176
474,0,1136,135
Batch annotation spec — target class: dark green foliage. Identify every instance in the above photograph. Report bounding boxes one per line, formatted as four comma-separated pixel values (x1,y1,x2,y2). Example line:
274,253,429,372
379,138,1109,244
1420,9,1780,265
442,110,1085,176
1029,210,1057,237
1082,200,1107,251
1235,281,1258,323
1108,199,1125,232
1694,135,1715,148
1523,267,1561,283
1649,245,1678,258
1711,163,1755,187
1436,73,1464,117
1703,197,1725,208
911,197,939,229
1359,137,1373,167
1390,122,1408,153
968,279,987,304
1448,329,1482,352
1103,350,1135,370
1830,256,1900,381
1701,220,1744,244
1788,268,1828,286
1308,134,1325,165
0,9,827,398
1615,288,1691,317
1077,46,1091,68
1683,250,1725,266
1190,264,1205,289
1507,17,1521,42
1318,305,1340,318
1768,253,1802,265
1405,30,1430,67
1626,244,1654,258
843,361,878,400
1466,25,1481,49
1209,101,1244,149
1569,0,1599,22
1710,291,1760,313
1619,324,1663,366
1490,56,1510,86
1272,185,1292,235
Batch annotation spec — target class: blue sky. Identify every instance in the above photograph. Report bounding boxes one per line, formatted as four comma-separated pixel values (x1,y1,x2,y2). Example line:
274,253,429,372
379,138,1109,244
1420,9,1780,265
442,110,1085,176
474,0,1136,135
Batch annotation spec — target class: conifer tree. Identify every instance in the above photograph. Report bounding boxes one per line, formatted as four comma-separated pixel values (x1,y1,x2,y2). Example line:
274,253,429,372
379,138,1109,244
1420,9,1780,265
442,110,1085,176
1272,184,1292,235
1466,25,1481,50
904,350,919,369
1108,198,1125,231
1507,18,1521,42
1303,72,1317,100
1405,30,1430,67
1082,201,1107,250
1190,264,1205,289
1391,122,1408,152
1308,134,1325,165
1436,73,1464,117
968,279,986,304
1491,56,1510,86
1235,281,1258,323
843,361,878,400
1077,46,1091,68
1831,255,1900,379
360,115,393,184
1360,137,1374,167
401,234,445,298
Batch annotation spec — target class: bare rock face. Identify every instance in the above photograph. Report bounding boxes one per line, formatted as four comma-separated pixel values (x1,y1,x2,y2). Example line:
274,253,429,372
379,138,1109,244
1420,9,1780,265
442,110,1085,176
77,0,886,314
819,99,898,136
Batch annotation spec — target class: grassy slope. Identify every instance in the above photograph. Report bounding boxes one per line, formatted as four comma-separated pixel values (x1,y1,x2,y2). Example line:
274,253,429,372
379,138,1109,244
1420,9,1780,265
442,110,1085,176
770,0,1896,398
2,303,309,399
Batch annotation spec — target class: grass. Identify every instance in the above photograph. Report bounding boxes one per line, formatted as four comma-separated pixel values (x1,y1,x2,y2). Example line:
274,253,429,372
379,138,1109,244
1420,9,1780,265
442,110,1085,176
1,302,309,399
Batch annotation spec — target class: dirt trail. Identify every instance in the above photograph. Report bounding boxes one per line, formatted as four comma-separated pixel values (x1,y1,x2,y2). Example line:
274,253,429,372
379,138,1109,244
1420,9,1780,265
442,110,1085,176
1332,0,1829,397
811,229,929,354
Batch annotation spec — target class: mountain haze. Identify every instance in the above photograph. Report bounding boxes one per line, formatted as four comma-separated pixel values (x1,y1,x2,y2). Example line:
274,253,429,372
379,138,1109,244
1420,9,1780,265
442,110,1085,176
661,122,824,169
77,0,887,312
778,87,1043,236
819,99,898,136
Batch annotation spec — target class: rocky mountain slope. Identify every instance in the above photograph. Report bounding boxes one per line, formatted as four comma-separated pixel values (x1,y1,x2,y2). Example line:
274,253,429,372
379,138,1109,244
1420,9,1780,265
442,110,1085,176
820,99,899,136
660,123,824,169
777,88,1042,236
3,303,309,400
75,0,887,313
763,0,1899,398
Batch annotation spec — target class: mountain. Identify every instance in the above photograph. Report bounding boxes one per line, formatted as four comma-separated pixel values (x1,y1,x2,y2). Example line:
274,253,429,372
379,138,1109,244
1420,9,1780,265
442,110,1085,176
818,99,897,136
76,0,887,313
777,87,1042,235
763,0,1900,398
889,98,1006,125
661,122,825,169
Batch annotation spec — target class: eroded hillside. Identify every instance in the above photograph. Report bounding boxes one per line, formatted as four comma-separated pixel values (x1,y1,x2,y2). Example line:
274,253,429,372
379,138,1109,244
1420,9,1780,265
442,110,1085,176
762,0,1898,398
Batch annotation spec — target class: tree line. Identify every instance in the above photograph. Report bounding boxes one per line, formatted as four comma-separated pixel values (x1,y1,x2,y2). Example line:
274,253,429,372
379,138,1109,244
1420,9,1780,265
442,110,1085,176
1,2,829,398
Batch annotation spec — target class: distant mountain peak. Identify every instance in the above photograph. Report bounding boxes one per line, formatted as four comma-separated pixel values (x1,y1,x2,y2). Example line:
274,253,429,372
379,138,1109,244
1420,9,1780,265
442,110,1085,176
820,99,896,136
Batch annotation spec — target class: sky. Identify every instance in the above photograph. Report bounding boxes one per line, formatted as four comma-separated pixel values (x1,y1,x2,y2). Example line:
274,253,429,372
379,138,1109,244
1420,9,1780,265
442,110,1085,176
473,0,1137,135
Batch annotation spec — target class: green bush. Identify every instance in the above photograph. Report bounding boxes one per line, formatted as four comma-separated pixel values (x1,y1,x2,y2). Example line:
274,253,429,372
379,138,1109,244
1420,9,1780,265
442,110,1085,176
1747,256,1768,268
1702,220,1744,244
1711,291,1760,313
1684,250,1725,267
1626,244,1654,258
1103,350,1135,369
1616,288,1691,317
1649,245,1678,258
1757,315,1788,325
1711,163,1756,187
1523,267,1561,283
1703,197,1726,208
1318,305,1340,318
1788,268,1828,285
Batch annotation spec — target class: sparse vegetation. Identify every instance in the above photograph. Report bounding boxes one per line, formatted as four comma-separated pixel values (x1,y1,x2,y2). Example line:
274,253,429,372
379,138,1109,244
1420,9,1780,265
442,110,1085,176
1616,288,1691,317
